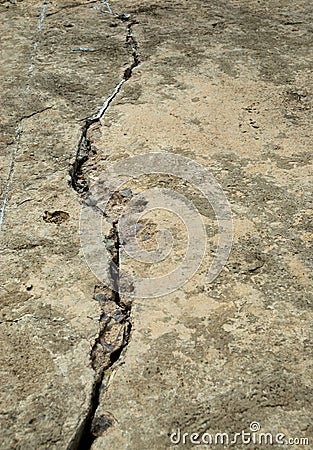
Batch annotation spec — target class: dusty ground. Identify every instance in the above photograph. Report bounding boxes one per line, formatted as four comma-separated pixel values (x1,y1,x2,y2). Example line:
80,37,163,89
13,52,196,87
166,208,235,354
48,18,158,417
0,0,312,449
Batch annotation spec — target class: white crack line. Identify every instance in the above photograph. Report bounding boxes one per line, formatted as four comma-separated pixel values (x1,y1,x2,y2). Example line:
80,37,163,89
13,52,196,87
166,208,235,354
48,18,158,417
0,127,21,234
28,0,48,74
0,0,48,237
91,3,139,121
100,0,113,15
91,79,125,121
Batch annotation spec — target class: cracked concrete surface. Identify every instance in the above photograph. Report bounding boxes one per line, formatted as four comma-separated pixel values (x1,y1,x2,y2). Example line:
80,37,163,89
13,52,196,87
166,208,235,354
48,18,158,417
1,0,313,449
0,0,136,448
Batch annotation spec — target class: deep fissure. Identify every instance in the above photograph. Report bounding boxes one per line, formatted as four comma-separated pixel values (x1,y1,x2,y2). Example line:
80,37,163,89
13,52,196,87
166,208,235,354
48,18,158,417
68,3,140,448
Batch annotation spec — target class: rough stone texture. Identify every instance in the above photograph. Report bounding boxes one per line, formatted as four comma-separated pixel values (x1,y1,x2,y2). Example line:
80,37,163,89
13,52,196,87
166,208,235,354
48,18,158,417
1,0,312,449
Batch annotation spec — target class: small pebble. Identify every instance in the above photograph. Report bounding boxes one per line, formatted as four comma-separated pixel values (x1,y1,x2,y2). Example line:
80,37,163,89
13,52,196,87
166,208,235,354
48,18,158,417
113,310,125,323
26,284,33,291
105,239,116,250
121,188,132,198
94,293,105,302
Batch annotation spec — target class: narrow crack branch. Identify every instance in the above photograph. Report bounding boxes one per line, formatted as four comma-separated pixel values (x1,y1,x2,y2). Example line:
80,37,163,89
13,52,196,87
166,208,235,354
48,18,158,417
20,106,53,120
0,126,21,235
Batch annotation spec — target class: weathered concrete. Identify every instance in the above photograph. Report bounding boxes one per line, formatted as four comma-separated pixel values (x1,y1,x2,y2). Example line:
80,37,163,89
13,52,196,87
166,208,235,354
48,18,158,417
1,0,312,449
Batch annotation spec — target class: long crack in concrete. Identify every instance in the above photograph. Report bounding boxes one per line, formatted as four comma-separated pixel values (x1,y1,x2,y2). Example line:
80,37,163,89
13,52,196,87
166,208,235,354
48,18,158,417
68,2,140,448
